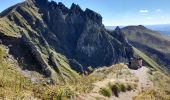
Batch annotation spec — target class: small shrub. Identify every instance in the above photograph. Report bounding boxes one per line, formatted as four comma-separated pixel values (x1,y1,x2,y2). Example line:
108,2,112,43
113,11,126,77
111,83,121,97
132,83,138,89
165,90,170,95
99,87,112,97
134,89,170,100
61,87,75,98
126,84,132,91
0,80,4,88
126,83,137,91
40,86,75,100
120,84,126,92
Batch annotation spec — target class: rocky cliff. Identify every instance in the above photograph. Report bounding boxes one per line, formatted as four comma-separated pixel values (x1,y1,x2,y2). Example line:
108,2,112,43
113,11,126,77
0,0,133,83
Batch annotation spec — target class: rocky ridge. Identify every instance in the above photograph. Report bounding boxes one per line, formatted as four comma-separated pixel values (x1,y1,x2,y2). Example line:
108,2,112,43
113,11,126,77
0,0,134,83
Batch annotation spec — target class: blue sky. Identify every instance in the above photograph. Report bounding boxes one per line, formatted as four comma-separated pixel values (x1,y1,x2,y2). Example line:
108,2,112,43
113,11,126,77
1,0,170,26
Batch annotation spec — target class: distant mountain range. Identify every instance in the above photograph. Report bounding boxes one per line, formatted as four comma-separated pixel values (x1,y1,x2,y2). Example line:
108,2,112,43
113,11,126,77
107,25,170,71
123,25,170,71
146,24,170,36
106,24,170,36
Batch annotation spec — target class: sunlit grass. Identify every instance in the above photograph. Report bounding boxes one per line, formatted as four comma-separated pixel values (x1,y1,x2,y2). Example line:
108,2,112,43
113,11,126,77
0,46,34,99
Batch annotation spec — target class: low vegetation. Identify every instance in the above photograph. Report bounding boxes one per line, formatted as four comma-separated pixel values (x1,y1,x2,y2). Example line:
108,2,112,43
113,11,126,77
99,87,112,97
0,45,104,99
133,47,168,74
99,81,137,98
0,47,136,99
110,83,121,97
0,46,34,99
133,89,170,100
142,69,170,100
89,64,138,98
133,47,170,100
1,45,169,99
122,25,170,73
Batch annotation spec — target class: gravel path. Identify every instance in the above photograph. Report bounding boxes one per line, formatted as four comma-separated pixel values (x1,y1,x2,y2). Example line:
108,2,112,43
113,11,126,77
78,66,153,100
110,66,153,100
131,66,153,92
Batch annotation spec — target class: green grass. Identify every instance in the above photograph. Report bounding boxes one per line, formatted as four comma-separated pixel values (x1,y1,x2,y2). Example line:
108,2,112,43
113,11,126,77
134,47,170,100
107,82,137,97
119,83,126,92
134,89,170,100
0,46,102,99
99,82,137,98
0,47,139,99
110,83,121,97
147,70,170,99
0,46,35,99
99,87,112,97
0,18,19,37
55,52,80,81
0,46,101,99
133,47,168,74
122,26,170,53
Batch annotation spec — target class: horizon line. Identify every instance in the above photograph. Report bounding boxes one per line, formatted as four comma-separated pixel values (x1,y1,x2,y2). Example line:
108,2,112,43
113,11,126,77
104,23,170,26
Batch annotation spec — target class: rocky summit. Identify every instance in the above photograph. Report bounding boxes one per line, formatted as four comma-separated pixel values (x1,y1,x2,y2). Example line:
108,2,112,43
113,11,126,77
0,0,133,83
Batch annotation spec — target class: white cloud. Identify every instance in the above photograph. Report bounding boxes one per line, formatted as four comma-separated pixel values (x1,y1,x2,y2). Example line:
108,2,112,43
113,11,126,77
156,9,161,12
139,9,149,13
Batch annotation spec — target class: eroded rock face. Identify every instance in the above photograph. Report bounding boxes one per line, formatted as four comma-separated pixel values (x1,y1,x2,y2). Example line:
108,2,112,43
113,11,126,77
0,0,134,81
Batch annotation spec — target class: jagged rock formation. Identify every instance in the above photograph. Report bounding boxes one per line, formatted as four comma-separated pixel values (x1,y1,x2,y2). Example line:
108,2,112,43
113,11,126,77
0,0,134,83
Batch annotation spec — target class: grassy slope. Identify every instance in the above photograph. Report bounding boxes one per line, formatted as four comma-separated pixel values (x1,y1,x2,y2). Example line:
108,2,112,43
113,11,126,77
0,45,94,99
122,26,170,72
133,47,170,100
0,46,35,99
0,44,169,99
0,45,137,99
0,1,79,84
0,2,169,99
0,1,82,99
123,26,170,54
133,47,166,72
55,52,80,82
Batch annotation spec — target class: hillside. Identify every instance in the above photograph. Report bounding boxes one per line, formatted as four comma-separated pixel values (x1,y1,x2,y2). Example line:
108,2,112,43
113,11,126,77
0,0,170,99
0,0,134,98
1,44,170,99
146,24,170,36
0,0,134,84
122,25,170,71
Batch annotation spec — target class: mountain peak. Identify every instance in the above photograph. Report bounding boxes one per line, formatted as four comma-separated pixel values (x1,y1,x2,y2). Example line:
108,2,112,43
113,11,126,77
27,0,48,6
70,3,83,13
122,25,149,31
137,25,147,29
111,26,127,43
58,2,66,7
115,26,121,31
85,8,102,24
